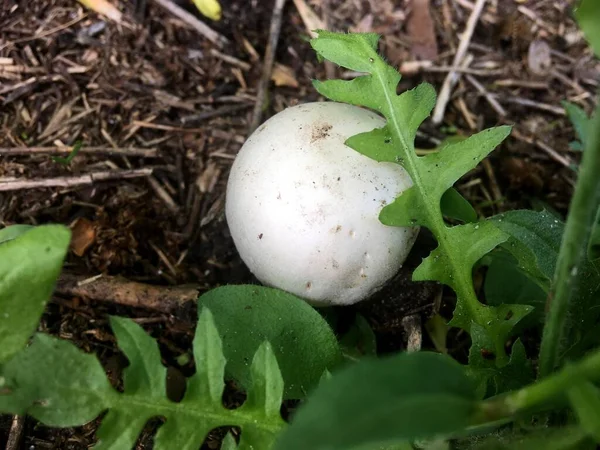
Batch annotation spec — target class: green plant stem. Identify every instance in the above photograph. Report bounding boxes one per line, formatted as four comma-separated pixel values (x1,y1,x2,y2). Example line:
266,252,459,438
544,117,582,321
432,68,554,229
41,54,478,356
475,346,600,425
538,98,600,379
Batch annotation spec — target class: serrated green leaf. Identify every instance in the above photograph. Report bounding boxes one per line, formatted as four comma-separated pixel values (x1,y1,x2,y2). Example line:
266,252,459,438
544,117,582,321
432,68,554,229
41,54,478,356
567,381,600,442
153,307,227,449
94,409,151,450
310,30,381,72
198,285,342,399
110,316,167,397
310,30,514,363
468,332,534,399
0,225,71,363
380,186,427,227
346,125,397,163
274,352,477,450
186,307,227,404
441,188,478,223
0,333,116,426
451,301,532,366
415,222,508,288
1,308,286,449
419,127,512,199
236,341,286,450
95,317,170,450
576,0,600,58
241,341,283,418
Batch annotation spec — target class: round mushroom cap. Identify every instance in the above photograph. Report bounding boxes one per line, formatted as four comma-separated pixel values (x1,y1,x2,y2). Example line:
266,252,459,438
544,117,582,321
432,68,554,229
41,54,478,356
225,101,419,306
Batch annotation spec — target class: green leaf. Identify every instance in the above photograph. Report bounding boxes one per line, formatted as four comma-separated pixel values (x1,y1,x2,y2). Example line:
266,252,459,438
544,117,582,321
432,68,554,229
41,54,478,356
198,285,342,399
576,0,600,58
0,224,34,244
339,314,377,362
563,102,590,147
441,188,478,223
274,352,478,450
236,341,286,449
310,30,381,73
95,317,170,449
152,308,227,450
0,333,116,426
241,341,284,418
455,425,594,450
490,210,563,290
0,308,286,449
0,224,71,363
484,250,546,325
310,30,515,363
491,210,600,361
567,381,600,442
467,332,534,398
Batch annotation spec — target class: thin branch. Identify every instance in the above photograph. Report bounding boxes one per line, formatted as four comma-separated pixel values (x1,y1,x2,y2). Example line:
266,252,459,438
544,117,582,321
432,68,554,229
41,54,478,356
465,74,507,117
432,0,487,124
6,416,25,450
0,146,159,157
0,168,152,192
151,0,229,48
501,96,566,116
402,315,422,352
511,129,572,169
249,0,288,133
55,273,201,315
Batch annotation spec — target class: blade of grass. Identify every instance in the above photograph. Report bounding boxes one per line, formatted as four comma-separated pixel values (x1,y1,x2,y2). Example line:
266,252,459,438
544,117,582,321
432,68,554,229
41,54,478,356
538,97,600,378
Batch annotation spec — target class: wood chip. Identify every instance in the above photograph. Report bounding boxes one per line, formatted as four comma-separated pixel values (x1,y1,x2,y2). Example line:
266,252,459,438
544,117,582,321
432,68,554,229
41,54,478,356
406,0,439,60
69,217,96,257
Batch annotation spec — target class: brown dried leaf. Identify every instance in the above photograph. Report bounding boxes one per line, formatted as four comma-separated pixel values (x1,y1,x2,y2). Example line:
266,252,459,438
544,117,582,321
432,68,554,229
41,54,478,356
406,0,438,61
70,217,96,257
271,63,299,88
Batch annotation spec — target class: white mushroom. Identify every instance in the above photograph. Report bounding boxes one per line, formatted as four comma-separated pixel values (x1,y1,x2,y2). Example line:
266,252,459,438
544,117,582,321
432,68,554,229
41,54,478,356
225,101,418,306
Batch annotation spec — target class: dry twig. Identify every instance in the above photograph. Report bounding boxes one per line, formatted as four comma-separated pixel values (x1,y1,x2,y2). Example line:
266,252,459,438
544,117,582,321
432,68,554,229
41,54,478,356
249,0,288,133
151,0,229,48
0,146,159,157
402,315,422,352
512,129,572,169
56,273,201,315
432,0,487,124
6,415,25,450
465,74,507,117
0,168,152,192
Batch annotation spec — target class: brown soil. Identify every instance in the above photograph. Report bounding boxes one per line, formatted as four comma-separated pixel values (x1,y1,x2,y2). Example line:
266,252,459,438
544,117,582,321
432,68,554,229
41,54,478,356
0,0,597,448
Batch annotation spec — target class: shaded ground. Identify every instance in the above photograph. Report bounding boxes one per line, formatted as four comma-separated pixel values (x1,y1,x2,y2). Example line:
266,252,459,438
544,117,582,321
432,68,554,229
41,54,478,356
0,0,598,447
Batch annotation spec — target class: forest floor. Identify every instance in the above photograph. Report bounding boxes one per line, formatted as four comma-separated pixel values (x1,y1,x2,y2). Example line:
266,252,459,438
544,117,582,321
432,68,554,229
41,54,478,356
0,0,597,448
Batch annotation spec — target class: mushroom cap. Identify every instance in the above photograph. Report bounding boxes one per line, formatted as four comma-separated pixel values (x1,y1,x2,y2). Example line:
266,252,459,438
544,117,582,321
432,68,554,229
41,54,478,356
225,101,418,306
